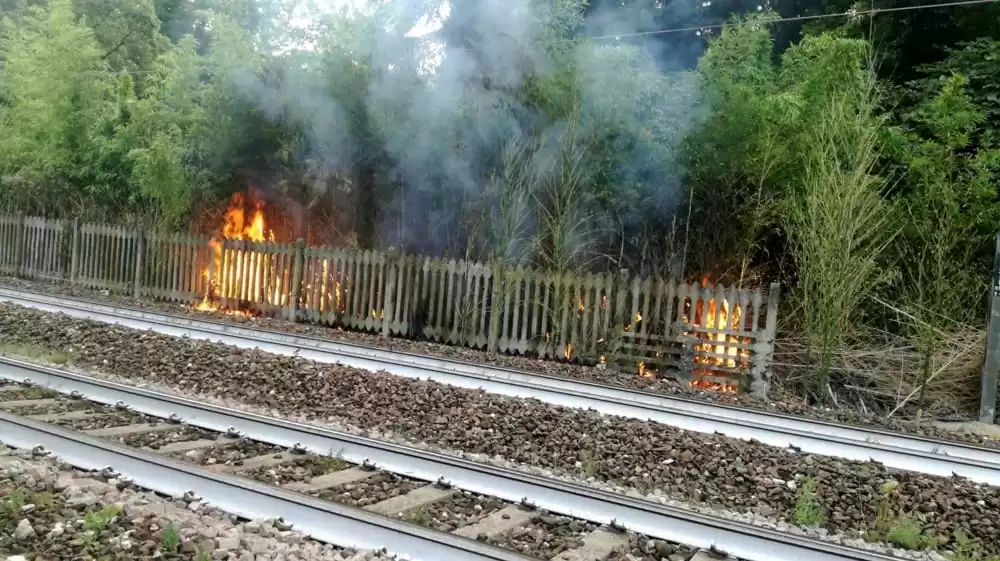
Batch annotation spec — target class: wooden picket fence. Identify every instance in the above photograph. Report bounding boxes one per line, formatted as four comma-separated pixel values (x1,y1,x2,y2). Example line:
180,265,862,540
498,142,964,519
0,215,781,393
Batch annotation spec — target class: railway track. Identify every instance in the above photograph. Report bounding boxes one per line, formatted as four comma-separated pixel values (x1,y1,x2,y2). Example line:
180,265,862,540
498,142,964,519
2,287,999,487
0,359,897,561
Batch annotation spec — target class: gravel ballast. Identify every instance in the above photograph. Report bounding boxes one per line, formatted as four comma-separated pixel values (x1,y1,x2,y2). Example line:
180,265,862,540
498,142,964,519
2,387,740,561
0,277,995,449
0,446,384,561
2,303,999,558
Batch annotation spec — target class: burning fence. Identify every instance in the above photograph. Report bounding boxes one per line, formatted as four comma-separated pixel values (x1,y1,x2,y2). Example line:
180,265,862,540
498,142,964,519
191,194,778,393
495,271,778,394
70,191,780,395
0,207,782,395
586,275,776,393
193,191,383,326
194,191,286,314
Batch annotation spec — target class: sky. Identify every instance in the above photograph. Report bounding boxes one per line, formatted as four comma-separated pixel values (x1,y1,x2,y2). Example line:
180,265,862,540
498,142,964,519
287,0,451,38
283,0,450,70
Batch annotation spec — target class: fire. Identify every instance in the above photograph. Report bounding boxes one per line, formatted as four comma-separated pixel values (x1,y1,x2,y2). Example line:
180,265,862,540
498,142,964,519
674,277,749,394
691,379,739,393
194,191,278,314
220,192,272,243
564,343,574,360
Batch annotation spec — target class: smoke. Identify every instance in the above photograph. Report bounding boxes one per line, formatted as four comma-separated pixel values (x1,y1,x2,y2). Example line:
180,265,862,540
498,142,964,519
217,0,703,271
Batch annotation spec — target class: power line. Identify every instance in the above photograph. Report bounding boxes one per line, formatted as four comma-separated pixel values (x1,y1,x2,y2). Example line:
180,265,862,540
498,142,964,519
583,0,1000,41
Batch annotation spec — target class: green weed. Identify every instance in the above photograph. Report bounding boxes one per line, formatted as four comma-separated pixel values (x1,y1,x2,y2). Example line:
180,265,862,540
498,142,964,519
407,508,432,526
0,490,26,524
952,530,1000,561
886,516,935,550
793,476,826,527
161,520,182,554
0,343,75,365
317,454,348,472
580,449,600,478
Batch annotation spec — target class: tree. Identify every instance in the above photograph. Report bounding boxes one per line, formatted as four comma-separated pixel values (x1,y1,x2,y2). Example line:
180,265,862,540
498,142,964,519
886,73,1000,407
0,0,117,216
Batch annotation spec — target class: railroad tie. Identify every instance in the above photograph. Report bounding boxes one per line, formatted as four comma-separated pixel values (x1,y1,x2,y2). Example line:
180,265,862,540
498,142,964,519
284,467,376,492
454,505,535,540
0,398,61,409
363,484,455,516
689,551,733,561
211,451,298,473
28,410,102,422
550,528,631,561
147,437,236,454
82,423,182,437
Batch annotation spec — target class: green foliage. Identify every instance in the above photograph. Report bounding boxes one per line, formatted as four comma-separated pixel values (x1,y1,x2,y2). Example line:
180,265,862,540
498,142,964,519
0,0,116,213
886,516,936,550
683,15,792,276
792,476,826,527
687,18,895,392
161,520,181,554
580,448,600,478
85,504,122,529
953,530,1000,561
915,40,1000,143
867,479,935,550
785,64,896,392
882,71,1000,404
0,0,998,399
0,490,26,525
0,0,274,225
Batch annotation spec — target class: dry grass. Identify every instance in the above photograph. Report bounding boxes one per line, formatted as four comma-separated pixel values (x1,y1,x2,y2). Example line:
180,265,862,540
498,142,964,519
0,343,75,366
772,327,985,417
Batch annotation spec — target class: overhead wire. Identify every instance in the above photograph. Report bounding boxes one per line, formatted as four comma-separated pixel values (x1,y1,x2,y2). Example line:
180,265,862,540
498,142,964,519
580,0,999,41
23,0,1000,74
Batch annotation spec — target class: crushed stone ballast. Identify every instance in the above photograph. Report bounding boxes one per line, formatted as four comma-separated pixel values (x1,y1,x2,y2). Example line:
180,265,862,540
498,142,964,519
0,358,901,561
2,287,999,487
0,409,525,561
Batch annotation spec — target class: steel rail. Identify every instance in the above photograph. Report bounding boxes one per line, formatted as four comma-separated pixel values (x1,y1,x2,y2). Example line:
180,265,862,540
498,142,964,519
2,287,999,487
0,410,529,561
0,358,896,561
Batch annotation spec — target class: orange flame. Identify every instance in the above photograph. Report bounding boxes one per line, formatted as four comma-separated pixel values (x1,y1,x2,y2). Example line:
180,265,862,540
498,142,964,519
220,192,273,243
194,191,276,314
670,276,749,394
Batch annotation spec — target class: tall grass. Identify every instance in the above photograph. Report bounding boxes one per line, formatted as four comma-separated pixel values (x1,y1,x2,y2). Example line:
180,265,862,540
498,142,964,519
784,66,897,396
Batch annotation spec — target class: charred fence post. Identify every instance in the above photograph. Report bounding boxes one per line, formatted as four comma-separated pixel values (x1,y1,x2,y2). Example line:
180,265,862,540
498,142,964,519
979,233,1000,423
749,282,781,399
288,238,305,323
